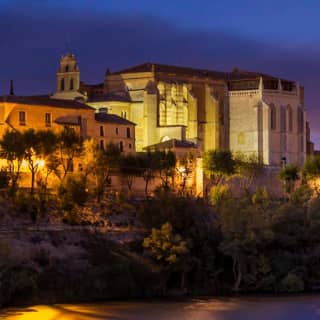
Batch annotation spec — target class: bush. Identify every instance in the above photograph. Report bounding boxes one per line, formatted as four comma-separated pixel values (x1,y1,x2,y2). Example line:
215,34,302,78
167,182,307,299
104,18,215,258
58,176,88,210
278,273,304,293
0,266,38,306
209,185,231,207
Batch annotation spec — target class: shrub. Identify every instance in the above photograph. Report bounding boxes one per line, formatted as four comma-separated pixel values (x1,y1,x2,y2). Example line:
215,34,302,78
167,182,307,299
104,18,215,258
58,176,88,210
278,273,304,293
209,185,231,207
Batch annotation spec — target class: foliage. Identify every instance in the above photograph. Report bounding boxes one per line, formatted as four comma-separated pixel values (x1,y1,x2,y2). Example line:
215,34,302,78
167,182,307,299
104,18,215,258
279,164,300,194
58,175,88,210
278,273,304,293
158,151,176,190
235,153,264,193
177,152,194,195
203,150,235,183
304,156,320,180
93,143,121,202
209,185,231,208
54,126,83,181
120,154,141,192
137,151,161,196
0,130,26,196
143,222,189,265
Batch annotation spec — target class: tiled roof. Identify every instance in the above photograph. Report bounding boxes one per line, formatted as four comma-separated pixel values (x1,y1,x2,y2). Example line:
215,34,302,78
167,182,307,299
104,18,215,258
111,62,293,83
94,112,136,125
88,92,131,103
111,62,228,80
144,139,197,150
0,95,94,110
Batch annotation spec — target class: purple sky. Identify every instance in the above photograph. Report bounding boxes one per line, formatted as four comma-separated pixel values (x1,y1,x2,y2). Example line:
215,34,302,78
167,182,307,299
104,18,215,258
1,0,320,146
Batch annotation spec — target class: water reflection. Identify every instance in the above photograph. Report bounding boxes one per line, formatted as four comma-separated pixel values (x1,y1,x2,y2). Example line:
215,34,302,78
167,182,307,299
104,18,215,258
2,296,320,320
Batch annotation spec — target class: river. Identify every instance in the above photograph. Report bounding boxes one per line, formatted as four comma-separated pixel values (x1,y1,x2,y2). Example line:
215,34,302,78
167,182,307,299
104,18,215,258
1,296,320,319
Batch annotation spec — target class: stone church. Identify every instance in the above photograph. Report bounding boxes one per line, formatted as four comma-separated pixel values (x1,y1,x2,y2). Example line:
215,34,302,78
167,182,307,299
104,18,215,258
55,54,309,166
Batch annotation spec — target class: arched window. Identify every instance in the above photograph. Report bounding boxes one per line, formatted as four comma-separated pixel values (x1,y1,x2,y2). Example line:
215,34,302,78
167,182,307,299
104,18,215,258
65,65,69,72
280,106,286,131
270,103,276,130
298,107,304,134
70,78,74,90
60,78,65,91
287,105,293,132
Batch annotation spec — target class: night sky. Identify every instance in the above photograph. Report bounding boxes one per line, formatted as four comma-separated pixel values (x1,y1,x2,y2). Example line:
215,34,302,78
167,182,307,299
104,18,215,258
1,0,320,146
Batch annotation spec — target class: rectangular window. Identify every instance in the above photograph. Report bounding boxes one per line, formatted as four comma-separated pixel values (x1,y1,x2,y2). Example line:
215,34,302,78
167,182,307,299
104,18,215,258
116,127,119,135
45,113,51,127
19,111,26,125
126,127,131,138
100,126,104,137
100,140,104,150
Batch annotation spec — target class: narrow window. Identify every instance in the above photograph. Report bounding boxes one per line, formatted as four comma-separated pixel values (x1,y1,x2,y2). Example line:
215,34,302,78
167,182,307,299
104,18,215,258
129,143,132,149
70,78,74,90
65,65,69,72
100,126,104,137
287,105,293,132
100,140,104,150
116,127,119,135
60,78,65,91
45,113,51,127
126,127,131,138
280,106,286,131
270,104,276,130
19,111,26,125
298,107,304,134
119,141,123,152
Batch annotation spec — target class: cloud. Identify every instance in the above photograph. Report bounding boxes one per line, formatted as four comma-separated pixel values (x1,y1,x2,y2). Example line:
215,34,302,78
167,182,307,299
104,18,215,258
0,4,319,145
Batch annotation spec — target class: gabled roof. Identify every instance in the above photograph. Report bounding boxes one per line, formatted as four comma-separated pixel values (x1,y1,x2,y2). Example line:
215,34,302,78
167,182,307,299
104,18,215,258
94,112,136,126
111,62,293,83
0,95,94,110
111,62,228,80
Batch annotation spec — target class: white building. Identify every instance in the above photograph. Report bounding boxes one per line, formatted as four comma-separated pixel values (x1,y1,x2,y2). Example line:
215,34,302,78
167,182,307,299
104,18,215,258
228,72,306,166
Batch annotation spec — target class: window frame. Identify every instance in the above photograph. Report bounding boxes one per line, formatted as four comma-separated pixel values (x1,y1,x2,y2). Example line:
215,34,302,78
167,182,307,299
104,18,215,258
19,111,26,126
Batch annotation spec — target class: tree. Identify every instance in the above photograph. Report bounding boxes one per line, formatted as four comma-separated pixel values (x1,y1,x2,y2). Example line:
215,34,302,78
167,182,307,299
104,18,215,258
119,154,140,193
219,198,272,292
143,222,190,289
203,150,235,185
304,156,320,195
158,151,176,190
34,130,59,197
54,127,83,181
137,151,161,197
93,143,121,202
235,153,263,194
176,152,194,196
279,164,300,195
203,150,235,200
0,130,26,196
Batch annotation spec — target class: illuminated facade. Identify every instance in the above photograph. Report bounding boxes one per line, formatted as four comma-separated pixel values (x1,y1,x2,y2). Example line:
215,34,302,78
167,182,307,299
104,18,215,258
85,64,228,154
81,62,308,166
228,74,306,166
0,54,308,168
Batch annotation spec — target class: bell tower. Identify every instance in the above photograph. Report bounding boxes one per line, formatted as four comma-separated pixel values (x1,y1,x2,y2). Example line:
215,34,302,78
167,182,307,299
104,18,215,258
51,53,85,100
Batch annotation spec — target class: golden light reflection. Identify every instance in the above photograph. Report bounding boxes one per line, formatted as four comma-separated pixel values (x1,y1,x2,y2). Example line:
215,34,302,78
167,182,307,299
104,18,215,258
2,304,117,320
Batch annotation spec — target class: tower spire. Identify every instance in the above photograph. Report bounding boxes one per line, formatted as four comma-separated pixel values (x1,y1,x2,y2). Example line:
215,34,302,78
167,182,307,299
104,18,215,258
9,80,14,95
